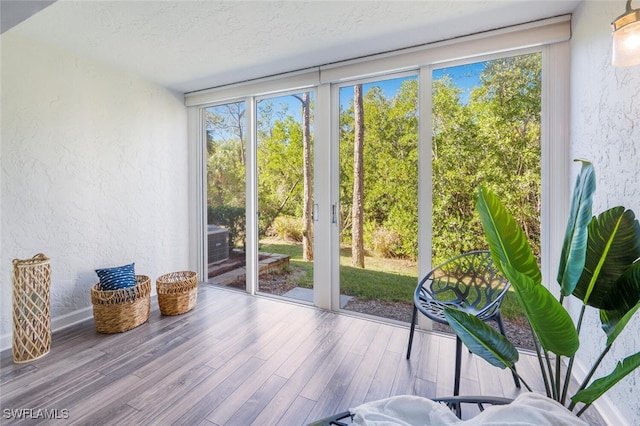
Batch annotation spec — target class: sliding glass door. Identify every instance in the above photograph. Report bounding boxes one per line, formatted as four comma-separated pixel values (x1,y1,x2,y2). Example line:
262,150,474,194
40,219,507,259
337,75,419,322
428,53,541,348
256,91,315,302
196,46,558,337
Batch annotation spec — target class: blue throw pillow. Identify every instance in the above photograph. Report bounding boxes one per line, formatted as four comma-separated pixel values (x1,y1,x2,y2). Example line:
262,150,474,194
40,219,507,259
95,263,136,291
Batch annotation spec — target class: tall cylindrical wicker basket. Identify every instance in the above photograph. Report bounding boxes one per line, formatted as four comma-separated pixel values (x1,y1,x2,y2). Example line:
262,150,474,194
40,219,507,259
12,253,51,363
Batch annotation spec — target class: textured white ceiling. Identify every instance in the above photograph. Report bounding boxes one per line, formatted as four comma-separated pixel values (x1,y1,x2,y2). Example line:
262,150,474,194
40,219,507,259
7,0,582,93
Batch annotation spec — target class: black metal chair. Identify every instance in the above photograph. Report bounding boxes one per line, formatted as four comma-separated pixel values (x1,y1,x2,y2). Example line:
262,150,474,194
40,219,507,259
406,250,520,395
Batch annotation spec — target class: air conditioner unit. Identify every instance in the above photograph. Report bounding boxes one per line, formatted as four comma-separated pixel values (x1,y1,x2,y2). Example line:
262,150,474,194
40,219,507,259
207,225,229,263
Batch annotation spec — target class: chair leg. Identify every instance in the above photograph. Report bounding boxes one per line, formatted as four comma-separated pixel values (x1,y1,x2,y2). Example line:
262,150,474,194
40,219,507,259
496,313,521,388
454,336,462,396
406,305,418,360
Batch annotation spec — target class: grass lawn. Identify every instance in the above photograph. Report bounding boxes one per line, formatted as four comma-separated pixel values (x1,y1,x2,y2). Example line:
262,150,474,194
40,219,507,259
259,238,525,321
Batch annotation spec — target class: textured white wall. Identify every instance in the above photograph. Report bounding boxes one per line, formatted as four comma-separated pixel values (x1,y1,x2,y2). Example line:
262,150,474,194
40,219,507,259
0,34,190,348
570,1,640,425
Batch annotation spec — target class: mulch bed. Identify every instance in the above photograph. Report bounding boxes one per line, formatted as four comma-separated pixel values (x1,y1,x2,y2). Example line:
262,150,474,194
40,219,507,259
341,298,535,351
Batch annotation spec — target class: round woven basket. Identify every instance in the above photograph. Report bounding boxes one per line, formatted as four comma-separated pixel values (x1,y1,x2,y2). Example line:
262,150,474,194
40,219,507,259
156,271,198,316
91,275,151,333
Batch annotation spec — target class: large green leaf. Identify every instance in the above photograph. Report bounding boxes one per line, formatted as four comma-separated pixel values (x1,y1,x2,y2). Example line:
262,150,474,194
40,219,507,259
477,186,541,284
573,208,640,308
600,262,640,344
557,160,595,296
444,308,518,369
502,262,579,357
601,300,640,346
571,352,640,404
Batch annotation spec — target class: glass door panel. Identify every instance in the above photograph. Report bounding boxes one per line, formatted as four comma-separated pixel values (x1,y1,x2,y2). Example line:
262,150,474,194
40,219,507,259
338,76,419,322
204,101,248,287
256,92,315,302
431,53,541,350
431,54,541,264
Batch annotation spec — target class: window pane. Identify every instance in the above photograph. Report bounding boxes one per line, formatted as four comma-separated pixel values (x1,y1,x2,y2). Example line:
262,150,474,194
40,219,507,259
338,76,419,322
431,53,541,351
256,92,315,301
205,101,247,285
431,53,541,266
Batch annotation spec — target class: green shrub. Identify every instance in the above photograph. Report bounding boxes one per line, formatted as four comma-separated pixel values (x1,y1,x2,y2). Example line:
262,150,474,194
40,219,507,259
272,216,303,242
365,224,402,258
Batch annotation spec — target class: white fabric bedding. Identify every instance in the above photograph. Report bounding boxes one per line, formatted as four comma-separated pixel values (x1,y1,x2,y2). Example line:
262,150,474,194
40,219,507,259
350,392,589,426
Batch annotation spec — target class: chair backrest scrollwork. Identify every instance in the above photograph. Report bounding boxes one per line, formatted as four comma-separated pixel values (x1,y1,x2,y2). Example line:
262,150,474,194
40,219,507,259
417,250,510,320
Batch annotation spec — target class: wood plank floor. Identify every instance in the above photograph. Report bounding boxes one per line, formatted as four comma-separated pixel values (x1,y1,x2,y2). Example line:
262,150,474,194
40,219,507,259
0,284,604,425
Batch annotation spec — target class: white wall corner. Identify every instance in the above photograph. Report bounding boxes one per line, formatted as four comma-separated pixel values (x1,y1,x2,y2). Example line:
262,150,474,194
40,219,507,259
569,1,640,424
1,33,189,344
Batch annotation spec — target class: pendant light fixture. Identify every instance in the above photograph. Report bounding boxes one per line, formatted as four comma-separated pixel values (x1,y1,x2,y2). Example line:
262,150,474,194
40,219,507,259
612,0,640,66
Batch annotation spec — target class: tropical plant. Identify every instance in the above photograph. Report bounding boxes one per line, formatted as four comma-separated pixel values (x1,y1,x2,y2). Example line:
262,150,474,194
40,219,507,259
444,160,640,416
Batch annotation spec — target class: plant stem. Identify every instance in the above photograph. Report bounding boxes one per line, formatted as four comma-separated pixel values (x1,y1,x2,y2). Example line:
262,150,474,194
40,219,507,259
545,350,557,400
561,356,576,405
556,355,562,402
556,295,565,402
561,304,586,404
567,345,612,411
575,302,586,336
511,368,533,392
531,322,552,398
576,403,591,417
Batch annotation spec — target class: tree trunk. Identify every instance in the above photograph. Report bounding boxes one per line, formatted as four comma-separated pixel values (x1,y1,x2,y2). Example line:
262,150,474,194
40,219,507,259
301,92,314,261
352,84,365,268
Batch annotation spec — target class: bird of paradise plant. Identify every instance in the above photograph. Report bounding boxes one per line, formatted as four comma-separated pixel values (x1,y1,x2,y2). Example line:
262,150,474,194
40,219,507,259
443,160,640,416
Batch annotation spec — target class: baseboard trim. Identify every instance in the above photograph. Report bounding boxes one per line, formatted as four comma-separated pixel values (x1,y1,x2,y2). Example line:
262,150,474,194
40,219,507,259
0,306,94,353
51,306,94,333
